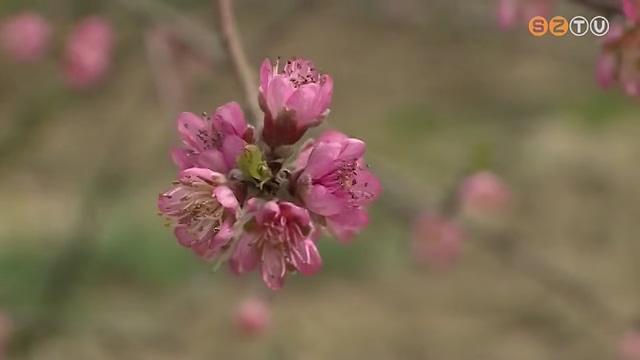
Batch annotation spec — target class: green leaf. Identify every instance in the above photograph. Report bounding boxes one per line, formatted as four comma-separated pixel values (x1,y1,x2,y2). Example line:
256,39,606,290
237,145,273,185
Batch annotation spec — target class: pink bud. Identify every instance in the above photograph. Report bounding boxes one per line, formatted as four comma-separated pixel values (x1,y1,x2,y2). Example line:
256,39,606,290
234,297,270,336
0,12,51,63
412,213,463,270
63,16,115,89
619,328,640,360
459,171,511,218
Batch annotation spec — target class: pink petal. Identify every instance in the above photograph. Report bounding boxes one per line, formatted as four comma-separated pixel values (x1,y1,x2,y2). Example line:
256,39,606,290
266,76,295,116
313,75,333,117
214,101,247,136
302,184,344,216
279,202,311,227
179,168,225,185
285,84,321,125
208,218,235,253
256,201,281,224
354,168,382,204
171,148,195,170
294,141,314,170
213,185,239,210
326,208,369,243
174,227,196,247
303,142,342,179
261,246,286,290
177,112,207,150
221,135,246,168
338,138,366,161
259,58,273,92
291,238,322,275
197,149,229,173
316,130,348,143
229,233,259,274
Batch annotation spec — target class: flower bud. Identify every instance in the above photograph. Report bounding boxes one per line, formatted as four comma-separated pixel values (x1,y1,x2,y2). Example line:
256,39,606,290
235,297,271,337
259,57,333,148
458,171,511,219
0,12,50,63
63,16,115,89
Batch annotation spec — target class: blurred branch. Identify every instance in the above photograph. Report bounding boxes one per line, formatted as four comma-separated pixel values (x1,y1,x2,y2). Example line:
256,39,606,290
214,0,262,125
115,0,224,62
144,27,188,114
374,162,620,327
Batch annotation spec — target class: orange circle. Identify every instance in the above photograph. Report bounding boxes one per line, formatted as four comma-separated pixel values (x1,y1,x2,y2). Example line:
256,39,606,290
549,16,568,37
528,16,548,37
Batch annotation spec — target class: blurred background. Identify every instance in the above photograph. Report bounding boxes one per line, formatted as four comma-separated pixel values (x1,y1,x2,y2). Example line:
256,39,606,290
1,0,640,359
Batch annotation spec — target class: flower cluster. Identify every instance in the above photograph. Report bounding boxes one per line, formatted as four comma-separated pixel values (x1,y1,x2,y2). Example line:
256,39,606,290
158,57,381,290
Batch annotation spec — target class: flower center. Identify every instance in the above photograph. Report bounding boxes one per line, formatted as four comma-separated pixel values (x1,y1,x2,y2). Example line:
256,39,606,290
282,58,320,88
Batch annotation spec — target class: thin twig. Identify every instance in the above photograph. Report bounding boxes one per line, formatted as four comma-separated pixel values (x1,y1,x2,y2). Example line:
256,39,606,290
214,0,262,126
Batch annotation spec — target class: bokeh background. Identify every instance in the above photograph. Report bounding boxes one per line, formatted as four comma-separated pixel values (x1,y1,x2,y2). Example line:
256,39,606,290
1,0,639,359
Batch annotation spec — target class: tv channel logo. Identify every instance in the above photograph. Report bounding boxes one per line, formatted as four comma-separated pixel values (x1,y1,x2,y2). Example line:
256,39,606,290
528,16,609,37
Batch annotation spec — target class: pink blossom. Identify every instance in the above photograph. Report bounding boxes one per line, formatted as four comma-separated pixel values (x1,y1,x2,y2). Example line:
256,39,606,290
497,0,550,29
234,297,271,336
0,12,51,63
259,57,333,148
624,0,639,23
458,171,511,217
172,102,253,174
158,168,239,260
412,213,463,270
63,16,115,89
230,199,321,290
294,130,381,242
619,328,640,360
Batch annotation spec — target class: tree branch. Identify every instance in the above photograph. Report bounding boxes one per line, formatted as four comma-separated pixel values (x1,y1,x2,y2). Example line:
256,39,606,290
214,0,262,126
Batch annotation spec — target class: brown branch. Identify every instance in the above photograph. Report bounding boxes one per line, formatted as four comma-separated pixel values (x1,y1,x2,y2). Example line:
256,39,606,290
215,0,262,126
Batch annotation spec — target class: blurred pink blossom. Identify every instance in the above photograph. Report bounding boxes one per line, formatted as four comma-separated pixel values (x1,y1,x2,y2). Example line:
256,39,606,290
230,199,321,290
497,0,551,29
619,328,640,360
63,16,115,89
158,168,239,261
294,130,381,242
234,297,271,336
259,57,333,148
172,102,253,174
459,171,511,217
623,0,639,23
412,213,463,270
0,12,51,63
595,22,640,97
